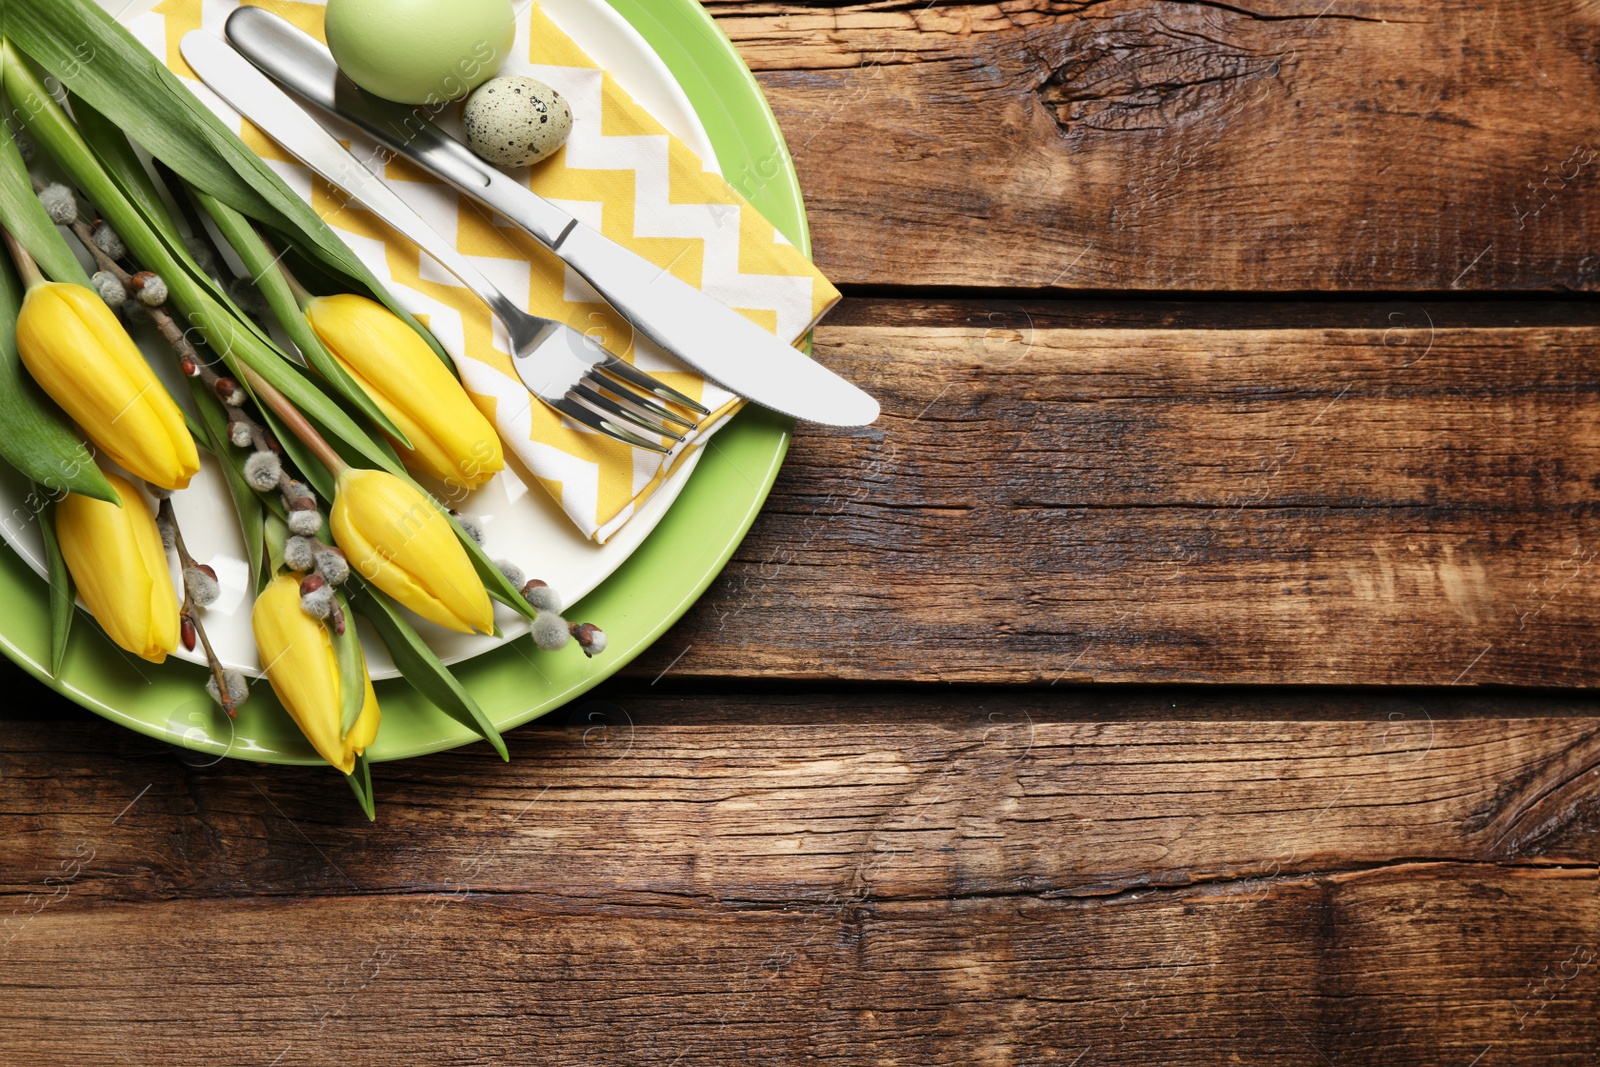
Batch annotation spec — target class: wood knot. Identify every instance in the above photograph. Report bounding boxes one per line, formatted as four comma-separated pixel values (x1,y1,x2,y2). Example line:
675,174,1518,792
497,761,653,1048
1037,16,1285,133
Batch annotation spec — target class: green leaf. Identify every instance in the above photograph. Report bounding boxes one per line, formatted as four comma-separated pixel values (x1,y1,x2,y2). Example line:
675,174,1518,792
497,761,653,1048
263,511,288,586
193,188,412,448
9,48,514,632
331,591,365,737
38,496,72,677
188,375,264,594
350,582,509,761
73,94,280,354
4,0,453,367
455,512,535,620
0,90,88,286
67,92,183,242
8,2,352,280
0,246,116,502
2,55,403,478
212,303,403,478
344,751,376,821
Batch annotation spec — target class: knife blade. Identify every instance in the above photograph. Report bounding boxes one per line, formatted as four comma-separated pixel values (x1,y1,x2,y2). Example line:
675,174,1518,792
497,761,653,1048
182,30,719,454
220,4,879,427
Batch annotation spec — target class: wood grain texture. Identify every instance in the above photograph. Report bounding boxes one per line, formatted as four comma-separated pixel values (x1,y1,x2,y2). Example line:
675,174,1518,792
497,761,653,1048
3,866,1596,1065
706,0,1600,291
3,692,1597,901
631,307,1600,684
2,696,1597,1064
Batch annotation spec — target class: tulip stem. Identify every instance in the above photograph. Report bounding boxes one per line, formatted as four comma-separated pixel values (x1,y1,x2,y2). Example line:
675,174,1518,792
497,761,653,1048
0,225,46,289
238,364,350,477
262,236,315,312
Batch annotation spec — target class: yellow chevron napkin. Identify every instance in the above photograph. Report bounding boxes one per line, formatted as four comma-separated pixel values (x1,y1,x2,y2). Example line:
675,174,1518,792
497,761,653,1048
139,0,839,542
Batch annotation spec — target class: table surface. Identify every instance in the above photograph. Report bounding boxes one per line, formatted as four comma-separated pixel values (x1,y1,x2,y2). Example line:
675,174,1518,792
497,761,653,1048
6,1,1600,1063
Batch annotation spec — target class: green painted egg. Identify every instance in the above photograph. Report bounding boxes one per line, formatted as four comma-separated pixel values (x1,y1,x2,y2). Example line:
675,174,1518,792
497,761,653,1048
325,0,516,105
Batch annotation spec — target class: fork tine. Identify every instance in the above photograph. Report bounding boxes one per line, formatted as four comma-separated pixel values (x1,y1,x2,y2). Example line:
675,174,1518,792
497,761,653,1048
573,382,690,444
594,355,711,416
552,396,672,454
581,370,699,431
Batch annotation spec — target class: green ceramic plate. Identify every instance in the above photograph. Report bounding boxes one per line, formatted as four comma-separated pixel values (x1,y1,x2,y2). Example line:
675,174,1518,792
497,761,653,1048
0,0,804,764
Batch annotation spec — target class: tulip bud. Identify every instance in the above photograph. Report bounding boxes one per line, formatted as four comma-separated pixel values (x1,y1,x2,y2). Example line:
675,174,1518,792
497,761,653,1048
305,295,504,490
251,574,380,774
329,467,493,634
55,473,180,664
15,282,200,491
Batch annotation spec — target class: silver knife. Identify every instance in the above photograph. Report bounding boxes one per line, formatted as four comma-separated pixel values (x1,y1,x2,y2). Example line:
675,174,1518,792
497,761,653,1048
220,4,878,428
181,30,718,454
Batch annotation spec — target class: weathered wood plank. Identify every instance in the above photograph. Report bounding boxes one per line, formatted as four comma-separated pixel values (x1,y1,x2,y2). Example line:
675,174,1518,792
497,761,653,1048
706,0,1600,291
6,692,1597,1061
2,865,1594,1064
3,691,1596,903
634,309,1600,684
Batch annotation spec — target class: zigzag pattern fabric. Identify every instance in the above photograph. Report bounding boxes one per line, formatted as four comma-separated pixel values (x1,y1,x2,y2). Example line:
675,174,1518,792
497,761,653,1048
138,0,838,541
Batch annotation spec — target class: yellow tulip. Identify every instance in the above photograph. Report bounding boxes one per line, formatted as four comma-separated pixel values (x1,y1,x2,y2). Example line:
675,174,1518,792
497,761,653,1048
305,294,503,490
55,472,179,664
251,574,380,774
329,467,493,634
16,282,200,491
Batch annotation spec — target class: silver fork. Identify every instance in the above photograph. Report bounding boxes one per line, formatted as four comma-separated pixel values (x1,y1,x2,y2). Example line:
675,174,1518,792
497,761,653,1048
179,28,707,453
446,262,708,454
361,221,709,454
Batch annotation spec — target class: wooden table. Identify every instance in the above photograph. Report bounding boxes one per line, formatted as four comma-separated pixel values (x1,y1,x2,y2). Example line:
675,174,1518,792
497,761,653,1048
5,1,1599,1062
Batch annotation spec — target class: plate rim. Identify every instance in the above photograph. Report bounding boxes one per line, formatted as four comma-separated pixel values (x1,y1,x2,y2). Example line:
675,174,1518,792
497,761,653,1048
0,0,803,765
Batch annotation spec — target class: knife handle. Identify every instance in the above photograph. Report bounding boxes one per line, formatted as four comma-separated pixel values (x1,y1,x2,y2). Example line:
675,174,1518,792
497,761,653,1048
225,5,578,249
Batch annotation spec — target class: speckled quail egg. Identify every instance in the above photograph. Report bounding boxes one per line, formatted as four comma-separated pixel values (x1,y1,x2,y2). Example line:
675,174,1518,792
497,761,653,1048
461,76,573,168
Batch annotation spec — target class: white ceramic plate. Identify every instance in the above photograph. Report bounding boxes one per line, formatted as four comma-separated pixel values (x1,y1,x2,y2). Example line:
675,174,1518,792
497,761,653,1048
0,0,719,679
